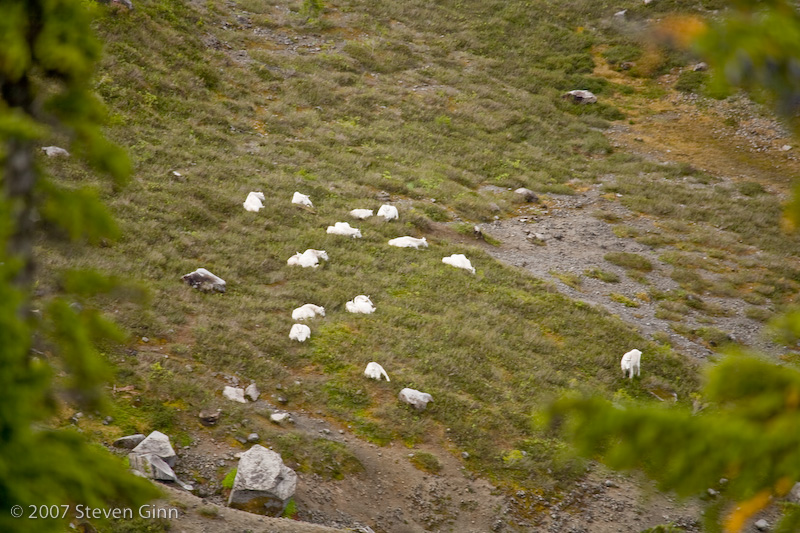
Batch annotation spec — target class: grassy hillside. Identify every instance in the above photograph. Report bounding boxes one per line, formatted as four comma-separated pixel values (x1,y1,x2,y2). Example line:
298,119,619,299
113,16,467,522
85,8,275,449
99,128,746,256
36,0,800,508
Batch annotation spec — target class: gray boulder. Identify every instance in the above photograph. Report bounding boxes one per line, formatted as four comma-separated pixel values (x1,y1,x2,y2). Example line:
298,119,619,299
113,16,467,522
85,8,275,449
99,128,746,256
181,268,226,293
131,430,177,467
129,453,192,491
198,409,221,426
245,383,260,402
562,90,597,104
112,434,146,450
398,388,433,410
514,188,539,203
228,445,297,516
223,386,247,404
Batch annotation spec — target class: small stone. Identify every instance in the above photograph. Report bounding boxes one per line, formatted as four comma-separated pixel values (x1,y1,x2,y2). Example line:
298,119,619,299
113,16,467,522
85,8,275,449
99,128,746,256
755,519,769,531
42,146,70,157
199,410,221,426
103,416,114,425
782,144,792,151
707,488,718,497
245,383,259,402
461,452,470,459
270,413,291,424
141,337,149,343
604,479,617,488
277,396,288,405
247,433,260,443
693,62,708,72
514,188,539,203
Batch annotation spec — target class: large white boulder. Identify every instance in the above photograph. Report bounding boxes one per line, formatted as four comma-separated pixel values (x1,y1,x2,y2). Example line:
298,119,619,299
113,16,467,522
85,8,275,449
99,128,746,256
131,431,178,467
129,453,193,491
388,236,427,249
345,295,375,314
291,303,325,321
326,222,362,238
399,388,433,410
377,204,398,221
364,362,390,381
286,249,328,268
289,323,311,342
442,254,475,274
291,192,313,208
228,445,297,516
181,268,226,293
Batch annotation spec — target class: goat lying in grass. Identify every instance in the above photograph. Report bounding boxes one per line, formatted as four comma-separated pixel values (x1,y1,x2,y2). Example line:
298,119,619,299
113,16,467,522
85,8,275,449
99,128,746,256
364,362,390,381
621,349,642,379
181,268,226,293
289,323,311,342
243,191,265,212
326,222,362,238
292,191,313,208
388,236,427,249
377,204,398,221
442,254,475,274
287,249,328,268
349,209,373,220
346,295,375,314
292,304,325,321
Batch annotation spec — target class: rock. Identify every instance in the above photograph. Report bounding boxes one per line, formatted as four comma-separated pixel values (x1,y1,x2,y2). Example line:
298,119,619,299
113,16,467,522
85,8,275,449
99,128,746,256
270,413,291,424
181,268,226,293
398,388,433,410
245,383,260,402
613,9,627,19
228,445,297,516
128,453,192,490
782,144,792,151
620,61,634,70
755,519,769,531
562,90,597,104
707,488,718,497
131,431,178,467
693,62,708,72
514,188,539,203
790,482,800,502
223,386,247,404
462,452,470,459
376,190,391,202
41,146,70,157
604,479,618,488
113,434,146,450
247,433,260,443
199,410,221,426
102,416,113,425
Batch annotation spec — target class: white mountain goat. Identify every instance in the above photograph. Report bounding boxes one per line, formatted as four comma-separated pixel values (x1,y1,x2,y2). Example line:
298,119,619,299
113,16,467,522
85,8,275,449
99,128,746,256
621,349,642,379
289,323,311,342
442,254,475,274
377,204,398,221
243,192,265,212
388,236,428,249
292,304,326,321
292,191,313,208
287,249,328,268
346,295,375,314
364,362,390,381
326,222,362,238
349,209,374,220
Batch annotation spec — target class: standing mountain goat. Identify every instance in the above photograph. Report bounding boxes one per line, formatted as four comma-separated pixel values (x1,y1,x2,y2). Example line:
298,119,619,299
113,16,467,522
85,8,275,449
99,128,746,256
621,349,642,379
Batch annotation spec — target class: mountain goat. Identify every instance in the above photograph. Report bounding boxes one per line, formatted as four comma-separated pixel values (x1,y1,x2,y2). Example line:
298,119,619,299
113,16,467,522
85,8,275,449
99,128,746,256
388,236,427,249
621,349,642,379
292,192,313,208
364,362,390,381
326,222,362,238
442,254,475,274
287,249,328,268
292,304,326,321
377,204,398,221
243,192,265,212
346,295,375,314
289,323,311,342
349,209,374,220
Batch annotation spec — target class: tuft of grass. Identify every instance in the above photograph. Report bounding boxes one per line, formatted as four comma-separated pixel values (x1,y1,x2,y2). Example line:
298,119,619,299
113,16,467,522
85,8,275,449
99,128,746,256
609,293,640,308
604,252,653,272
409,451,443,474
584,268,620,283
221,468,237,490
550,271,582,290
674,70,707,93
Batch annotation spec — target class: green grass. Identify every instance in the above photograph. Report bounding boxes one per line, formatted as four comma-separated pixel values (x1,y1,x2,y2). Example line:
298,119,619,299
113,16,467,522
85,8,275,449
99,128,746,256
604,252,653,272
584,268,620,283
409,451,443,474
36,0,787,499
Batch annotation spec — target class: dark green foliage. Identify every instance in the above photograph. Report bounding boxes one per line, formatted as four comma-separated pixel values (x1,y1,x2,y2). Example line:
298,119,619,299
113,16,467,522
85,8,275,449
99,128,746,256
674,70,707,93
0,0,159,529
550,354,800,531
